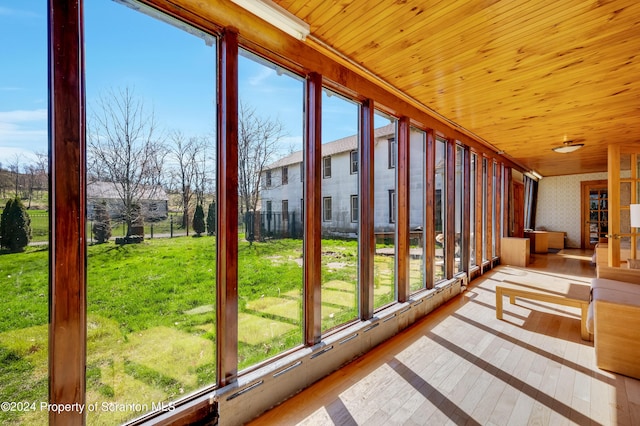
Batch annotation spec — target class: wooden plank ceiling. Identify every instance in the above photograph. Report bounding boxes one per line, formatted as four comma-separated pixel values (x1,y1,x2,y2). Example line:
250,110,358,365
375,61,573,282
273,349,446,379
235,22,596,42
275,0,640,177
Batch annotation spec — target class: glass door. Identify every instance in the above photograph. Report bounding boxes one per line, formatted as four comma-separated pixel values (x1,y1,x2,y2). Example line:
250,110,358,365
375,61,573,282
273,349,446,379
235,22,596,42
588,188,608,248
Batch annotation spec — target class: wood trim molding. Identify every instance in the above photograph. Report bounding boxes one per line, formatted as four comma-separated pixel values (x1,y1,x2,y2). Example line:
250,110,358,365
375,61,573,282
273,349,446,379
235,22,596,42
445,139,456,279
216,27,239,386
580,179,608,249
425,130,436,289
49,0,86,424
495,162,503,254
359,100,375,318
304,72,322,345
462,146,471,273
396,117,410,302
608,143,621,267
475,154,484,266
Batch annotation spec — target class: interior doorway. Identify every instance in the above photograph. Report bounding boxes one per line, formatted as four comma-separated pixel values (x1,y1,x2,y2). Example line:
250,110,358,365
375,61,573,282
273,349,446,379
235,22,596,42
581,180,608,249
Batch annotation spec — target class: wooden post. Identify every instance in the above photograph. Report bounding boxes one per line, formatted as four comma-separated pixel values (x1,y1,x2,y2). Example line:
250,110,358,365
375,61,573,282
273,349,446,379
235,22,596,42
462,146,471,273
304,72,322,345
425,130,435,289
49,0,86,424
608,143,621,267
396,117,410,302
445,138,456,279
216,27,239,386
359,100,375,319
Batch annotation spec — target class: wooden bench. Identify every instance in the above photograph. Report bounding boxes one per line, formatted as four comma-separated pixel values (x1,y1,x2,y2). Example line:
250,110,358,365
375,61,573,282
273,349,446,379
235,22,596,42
496,282,592,341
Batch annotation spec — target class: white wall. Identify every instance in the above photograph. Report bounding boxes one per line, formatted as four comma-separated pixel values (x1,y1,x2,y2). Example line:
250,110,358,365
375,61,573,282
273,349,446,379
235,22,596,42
536,171,607,248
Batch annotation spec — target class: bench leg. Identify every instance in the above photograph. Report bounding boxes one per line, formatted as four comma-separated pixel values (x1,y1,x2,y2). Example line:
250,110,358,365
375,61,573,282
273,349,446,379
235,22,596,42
496,287,503,320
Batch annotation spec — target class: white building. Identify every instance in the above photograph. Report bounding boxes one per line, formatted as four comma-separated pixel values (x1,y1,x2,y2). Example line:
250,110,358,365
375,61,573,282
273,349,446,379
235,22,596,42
259,124,443,239
87,181,169,222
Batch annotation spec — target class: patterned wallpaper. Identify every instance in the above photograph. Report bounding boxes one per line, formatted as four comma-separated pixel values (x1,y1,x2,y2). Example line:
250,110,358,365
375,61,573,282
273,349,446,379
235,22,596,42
536,172,608,248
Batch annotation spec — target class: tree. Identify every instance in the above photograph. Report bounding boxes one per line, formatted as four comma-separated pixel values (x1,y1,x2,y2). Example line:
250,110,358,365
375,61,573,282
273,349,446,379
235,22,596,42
237,102,287,215
87,87,167,236
92,201,112,244
192,204,205,236
0,196,31,252
206,202,216,236
168,131,204,232
8,154,23,197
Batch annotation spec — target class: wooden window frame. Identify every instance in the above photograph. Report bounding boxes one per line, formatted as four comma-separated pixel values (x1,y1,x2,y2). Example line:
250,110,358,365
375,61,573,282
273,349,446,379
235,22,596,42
47,1,529,422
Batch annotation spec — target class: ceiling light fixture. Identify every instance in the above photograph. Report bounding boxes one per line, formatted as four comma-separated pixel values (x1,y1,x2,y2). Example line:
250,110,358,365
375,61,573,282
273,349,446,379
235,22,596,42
552,140,584,153
230,0,310,41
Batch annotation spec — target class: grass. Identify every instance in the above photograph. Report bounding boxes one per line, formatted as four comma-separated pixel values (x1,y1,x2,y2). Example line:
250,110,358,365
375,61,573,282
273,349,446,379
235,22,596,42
0,235,391,425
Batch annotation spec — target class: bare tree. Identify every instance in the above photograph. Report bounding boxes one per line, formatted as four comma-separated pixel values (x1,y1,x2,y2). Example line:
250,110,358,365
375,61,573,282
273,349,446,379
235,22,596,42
168,131,202,230
8,154,23,197
0,162,9,199
33,152,49,203
87,87,167,236
238,102,287,214
24,163,37,209
193,134,216,207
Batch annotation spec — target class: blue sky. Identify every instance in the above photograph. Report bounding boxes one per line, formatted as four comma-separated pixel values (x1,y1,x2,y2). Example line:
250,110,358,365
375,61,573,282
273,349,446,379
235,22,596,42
0,0,361,168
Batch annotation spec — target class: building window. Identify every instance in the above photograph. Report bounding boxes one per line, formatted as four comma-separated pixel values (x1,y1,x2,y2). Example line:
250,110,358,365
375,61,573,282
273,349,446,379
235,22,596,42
323,156,331,178
265,170,272,187
282,166,288,185
300,162,304,182
350,151,358,174
388,138,396,169
282,200,289,221
389,189,395,223
350,195,358,222
323,196,332,221
266,200,272,216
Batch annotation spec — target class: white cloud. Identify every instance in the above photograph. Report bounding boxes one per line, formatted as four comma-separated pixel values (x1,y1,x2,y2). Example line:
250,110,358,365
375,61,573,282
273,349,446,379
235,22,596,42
0,147,39,167
248,67,276,87
0,109,47,122
0,109,48,164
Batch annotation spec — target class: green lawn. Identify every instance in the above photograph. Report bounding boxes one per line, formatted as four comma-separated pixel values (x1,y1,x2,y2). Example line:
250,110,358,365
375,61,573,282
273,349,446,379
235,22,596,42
0,235,389,425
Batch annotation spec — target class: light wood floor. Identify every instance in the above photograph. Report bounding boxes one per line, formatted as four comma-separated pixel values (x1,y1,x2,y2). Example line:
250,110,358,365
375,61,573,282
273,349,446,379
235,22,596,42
249,250,640,425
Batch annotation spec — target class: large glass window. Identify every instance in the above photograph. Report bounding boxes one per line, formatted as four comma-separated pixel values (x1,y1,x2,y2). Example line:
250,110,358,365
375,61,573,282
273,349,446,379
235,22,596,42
321,89,359,332
454,144,464,274
238,50,304,368
409,128,426,292
482,157,488,262
85,2,217,423
374,112,397,309
434,138,446,281
492,160,498,258
470,154,477,267
0,3,49,424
